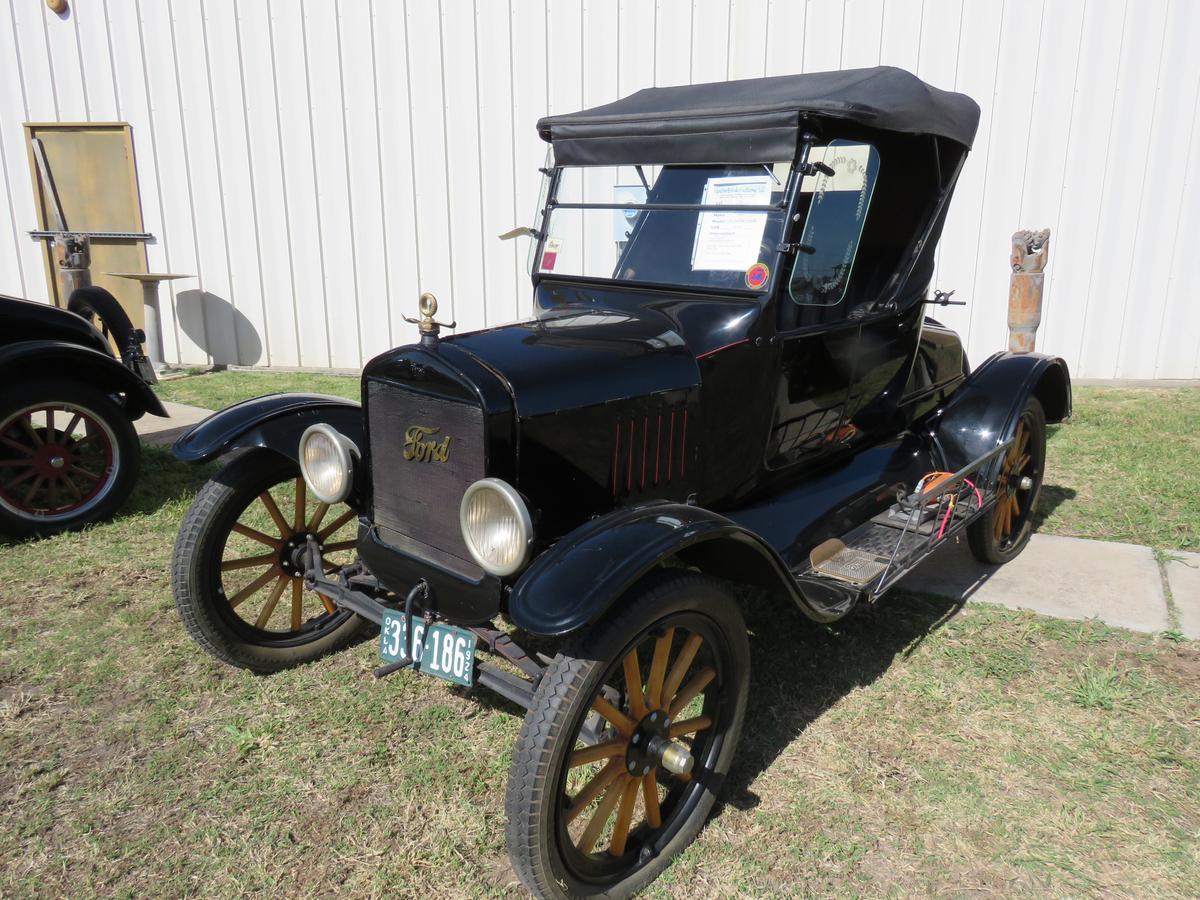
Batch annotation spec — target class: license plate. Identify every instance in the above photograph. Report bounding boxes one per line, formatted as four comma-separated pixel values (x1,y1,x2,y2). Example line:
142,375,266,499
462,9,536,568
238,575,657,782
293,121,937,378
379,611,477,687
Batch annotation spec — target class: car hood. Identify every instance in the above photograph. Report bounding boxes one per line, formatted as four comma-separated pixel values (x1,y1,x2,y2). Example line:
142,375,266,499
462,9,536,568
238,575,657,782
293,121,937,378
443,305,701,418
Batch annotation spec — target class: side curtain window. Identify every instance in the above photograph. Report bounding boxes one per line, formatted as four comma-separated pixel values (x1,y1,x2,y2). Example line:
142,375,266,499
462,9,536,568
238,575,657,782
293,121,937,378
786,140,880,311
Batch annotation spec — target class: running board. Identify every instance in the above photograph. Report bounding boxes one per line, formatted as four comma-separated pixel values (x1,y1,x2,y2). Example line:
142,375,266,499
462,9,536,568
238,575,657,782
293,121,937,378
796,439,1012,602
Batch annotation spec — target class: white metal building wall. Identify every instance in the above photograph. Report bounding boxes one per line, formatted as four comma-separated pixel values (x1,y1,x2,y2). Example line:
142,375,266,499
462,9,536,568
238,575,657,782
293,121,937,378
1,0,1198,379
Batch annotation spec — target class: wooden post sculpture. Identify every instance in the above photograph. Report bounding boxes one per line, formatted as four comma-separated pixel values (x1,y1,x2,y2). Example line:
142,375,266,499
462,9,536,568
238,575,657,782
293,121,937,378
1007,228,1050,353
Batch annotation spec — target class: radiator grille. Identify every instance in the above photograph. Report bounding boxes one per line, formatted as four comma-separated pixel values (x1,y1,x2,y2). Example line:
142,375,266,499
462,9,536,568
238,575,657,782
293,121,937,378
366,379,486,576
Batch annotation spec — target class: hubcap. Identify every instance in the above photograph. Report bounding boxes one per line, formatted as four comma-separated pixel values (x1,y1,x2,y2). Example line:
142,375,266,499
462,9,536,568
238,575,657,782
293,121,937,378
0,402,117,520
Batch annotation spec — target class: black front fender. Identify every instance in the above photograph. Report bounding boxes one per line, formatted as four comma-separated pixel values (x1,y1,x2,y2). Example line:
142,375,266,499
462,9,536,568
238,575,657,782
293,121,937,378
0,340,165,419
172,393,363,465
507,501,840,637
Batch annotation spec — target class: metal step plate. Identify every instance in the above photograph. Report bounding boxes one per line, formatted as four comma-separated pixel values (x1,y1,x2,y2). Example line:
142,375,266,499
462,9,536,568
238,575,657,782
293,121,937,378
811,546,890,586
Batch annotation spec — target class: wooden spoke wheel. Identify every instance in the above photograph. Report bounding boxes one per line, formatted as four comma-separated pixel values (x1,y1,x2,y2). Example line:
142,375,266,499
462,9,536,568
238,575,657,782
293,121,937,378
506,571,750,899
968,396,1046,565
172,448,370,672
0,380,139,538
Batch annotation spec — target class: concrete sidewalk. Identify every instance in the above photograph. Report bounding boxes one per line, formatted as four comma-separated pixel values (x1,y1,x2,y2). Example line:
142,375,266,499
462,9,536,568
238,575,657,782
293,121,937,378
134,400,211,447
902,533,1183,636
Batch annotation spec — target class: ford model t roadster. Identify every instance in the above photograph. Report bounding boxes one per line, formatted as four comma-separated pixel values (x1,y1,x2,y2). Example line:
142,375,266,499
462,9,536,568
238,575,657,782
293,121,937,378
171,68,1070,897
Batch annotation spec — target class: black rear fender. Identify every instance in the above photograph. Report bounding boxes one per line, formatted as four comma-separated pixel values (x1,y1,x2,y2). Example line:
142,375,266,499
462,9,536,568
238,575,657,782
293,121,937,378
507,501,840,637
0,340,165,420
172,393,363,468
930,350,1071,474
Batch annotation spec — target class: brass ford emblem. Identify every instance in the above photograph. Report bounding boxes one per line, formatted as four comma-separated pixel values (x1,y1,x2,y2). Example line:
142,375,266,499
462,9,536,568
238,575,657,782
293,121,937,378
403,425,451,463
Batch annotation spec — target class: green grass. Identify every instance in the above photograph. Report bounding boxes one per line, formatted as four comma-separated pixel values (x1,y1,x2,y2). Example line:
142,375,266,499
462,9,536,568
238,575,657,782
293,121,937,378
1040,387,1200,550
0,374,1196,895
155,369,359,408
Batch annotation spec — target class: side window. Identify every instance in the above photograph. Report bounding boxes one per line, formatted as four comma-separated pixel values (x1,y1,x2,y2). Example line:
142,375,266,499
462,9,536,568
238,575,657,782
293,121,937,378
787,141,880,308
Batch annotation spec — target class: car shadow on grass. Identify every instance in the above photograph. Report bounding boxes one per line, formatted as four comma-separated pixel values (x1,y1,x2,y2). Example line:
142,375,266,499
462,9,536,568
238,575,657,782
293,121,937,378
1031,483,1076,532
713,588,964,814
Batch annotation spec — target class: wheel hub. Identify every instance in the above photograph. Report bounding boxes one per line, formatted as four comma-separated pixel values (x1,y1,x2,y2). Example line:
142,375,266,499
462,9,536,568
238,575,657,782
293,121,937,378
32,444,72,477
625,710,693,778
279,532,321,576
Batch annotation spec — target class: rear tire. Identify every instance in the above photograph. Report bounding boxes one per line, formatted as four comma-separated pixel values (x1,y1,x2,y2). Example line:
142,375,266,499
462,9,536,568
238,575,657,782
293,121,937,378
967,396,1046,565
0,379,140,538
171,449,369,673
506,571,750,899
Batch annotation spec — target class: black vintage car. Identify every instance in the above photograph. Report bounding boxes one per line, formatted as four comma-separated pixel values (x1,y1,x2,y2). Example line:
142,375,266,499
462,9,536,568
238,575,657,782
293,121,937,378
0,289,164,537
171,68,1070,898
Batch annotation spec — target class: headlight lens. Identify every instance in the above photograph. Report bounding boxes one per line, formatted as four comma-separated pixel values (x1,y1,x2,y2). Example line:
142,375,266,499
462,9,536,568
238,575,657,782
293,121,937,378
459,478,532,577
298,424,356,504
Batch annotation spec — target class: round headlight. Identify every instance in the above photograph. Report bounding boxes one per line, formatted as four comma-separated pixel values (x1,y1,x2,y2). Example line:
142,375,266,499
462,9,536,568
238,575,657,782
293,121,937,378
459,478,533,577
299,424,356,504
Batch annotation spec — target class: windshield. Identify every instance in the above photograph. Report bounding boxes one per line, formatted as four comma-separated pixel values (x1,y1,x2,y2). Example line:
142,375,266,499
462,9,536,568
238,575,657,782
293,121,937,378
530,161,792,293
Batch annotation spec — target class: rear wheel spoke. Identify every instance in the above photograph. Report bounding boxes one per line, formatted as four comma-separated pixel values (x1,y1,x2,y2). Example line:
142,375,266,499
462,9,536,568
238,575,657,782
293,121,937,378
321,539,357,553
24,476,44,504
17,416,43,446
0,435,36,456
3,466,38,489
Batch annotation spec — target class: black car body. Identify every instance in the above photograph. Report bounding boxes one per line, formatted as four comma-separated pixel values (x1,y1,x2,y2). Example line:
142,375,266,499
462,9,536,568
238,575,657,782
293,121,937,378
173,67,1070,898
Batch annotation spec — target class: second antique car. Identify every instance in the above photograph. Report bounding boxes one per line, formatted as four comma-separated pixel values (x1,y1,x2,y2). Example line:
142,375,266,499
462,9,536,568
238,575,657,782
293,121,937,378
171,67,1070,898
0,287,163,537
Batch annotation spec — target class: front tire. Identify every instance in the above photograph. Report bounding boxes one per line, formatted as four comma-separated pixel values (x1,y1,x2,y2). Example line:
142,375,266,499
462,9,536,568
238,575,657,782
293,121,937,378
171,449,369,673
0,379,140,538
506,571,750,899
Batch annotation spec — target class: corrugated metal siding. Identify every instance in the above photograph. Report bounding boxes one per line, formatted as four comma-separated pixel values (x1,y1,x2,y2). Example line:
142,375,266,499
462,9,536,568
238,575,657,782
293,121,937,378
1,0,1198,378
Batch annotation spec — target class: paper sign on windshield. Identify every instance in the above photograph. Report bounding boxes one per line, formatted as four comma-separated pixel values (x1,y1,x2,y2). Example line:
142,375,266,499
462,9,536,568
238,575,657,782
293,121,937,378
690,175,772,271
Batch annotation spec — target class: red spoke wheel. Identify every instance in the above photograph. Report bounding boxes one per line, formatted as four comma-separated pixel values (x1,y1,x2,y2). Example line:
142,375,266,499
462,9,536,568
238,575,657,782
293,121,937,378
171,448,370,672
967,396,1046,565
506,571,749,899
0,380,139,538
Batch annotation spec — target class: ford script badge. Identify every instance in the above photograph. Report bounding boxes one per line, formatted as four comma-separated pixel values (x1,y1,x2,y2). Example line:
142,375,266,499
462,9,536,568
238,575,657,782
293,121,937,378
403,425,451,463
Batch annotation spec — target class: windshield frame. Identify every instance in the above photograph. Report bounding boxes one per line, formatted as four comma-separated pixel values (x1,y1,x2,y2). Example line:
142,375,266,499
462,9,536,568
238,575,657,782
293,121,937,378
529,160,804,298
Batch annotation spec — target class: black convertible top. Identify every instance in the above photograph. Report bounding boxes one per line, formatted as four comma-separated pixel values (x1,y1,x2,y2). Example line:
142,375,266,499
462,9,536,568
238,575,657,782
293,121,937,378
537,66,980,166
